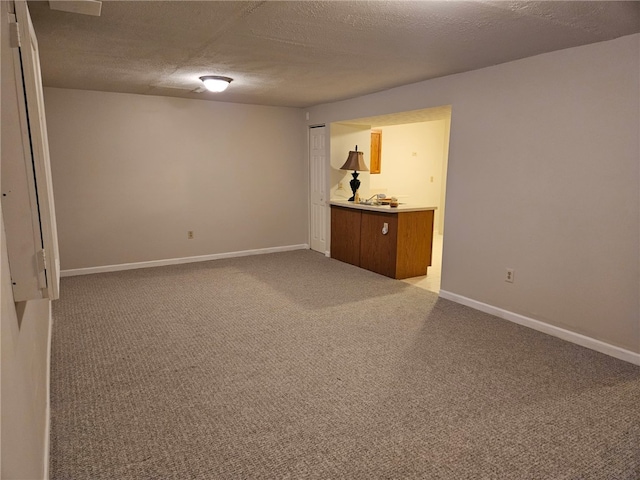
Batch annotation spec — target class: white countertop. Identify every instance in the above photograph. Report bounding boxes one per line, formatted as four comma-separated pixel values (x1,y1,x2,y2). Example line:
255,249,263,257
330,199,437,213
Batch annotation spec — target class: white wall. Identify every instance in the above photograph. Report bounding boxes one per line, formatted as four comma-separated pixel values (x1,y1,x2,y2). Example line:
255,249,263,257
310,34,640,354
439,118,450,235
1,225,51,479
44,88,307,270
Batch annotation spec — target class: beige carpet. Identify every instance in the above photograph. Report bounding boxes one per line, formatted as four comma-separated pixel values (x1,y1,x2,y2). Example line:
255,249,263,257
50,250,640,479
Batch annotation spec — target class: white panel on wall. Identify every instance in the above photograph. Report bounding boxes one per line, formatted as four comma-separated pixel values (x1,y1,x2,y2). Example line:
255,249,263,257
2,0,59,301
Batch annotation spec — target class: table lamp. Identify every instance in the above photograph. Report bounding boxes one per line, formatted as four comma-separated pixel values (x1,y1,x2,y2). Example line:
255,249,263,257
340,145,369,201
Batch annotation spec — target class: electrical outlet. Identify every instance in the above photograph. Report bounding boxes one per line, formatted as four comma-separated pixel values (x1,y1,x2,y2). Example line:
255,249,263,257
188,231,194,239
337,182,344,190
505,268,514,283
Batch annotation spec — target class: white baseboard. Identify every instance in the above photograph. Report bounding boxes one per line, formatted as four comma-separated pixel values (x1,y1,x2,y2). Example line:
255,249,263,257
43,305,53,480
439,290,640,366
61,244,310,277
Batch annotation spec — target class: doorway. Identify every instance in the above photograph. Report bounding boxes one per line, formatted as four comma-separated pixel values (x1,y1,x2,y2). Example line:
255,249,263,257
328,106,451,293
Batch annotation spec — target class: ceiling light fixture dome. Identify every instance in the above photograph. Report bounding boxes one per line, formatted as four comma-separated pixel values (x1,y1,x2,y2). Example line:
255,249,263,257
199,75,233,92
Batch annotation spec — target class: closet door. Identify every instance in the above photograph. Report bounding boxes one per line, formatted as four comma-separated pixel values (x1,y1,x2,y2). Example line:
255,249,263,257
309,125,327,254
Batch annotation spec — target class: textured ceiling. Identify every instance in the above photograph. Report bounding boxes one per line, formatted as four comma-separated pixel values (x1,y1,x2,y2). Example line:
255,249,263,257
27,1,640,108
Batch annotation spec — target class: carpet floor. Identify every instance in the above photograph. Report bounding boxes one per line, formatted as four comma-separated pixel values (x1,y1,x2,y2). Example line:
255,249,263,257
50,250,640,479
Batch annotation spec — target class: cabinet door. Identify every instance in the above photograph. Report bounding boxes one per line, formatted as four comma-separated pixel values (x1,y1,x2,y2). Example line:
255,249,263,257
330,206,361,266
396,210,434,279
370,130,381,174
359,211,397,278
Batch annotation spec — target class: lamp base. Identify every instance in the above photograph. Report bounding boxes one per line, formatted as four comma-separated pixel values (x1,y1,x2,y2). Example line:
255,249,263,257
349,171,360,201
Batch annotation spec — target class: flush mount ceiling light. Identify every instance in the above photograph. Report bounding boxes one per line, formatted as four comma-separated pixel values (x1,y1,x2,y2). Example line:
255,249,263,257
199,76,233,93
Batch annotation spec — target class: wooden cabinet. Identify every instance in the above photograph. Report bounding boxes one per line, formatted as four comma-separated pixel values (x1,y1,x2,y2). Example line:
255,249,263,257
330,205,434,279
330,206,362,266
370,130,382,174
395,211,434,278
360,211,398,277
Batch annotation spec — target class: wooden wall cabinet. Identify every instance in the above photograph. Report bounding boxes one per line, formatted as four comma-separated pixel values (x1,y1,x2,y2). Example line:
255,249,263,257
330,205,434,279
370,130,382,174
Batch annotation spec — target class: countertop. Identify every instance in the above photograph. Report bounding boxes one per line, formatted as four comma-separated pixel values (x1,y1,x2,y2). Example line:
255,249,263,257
330,199,437,213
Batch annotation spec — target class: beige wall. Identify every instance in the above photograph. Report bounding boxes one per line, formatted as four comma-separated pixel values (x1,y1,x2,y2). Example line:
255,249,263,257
44,88,307,270
369,120,448,231
1,4,51,478
310,34,640,353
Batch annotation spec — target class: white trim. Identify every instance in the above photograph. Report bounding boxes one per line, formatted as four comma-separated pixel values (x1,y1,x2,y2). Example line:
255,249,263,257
61,244,310,277
439,290,640,366
325,251,330,258
43,305,53,480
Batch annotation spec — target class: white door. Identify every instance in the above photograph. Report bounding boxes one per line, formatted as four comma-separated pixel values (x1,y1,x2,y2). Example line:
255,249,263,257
309,126,327,254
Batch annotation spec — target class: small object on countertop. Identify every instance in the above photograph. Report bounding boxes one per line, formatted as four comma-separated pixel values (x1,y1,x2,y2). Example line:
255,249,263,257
354,191,360,203
390,197,399,207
